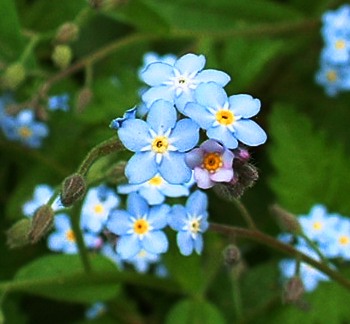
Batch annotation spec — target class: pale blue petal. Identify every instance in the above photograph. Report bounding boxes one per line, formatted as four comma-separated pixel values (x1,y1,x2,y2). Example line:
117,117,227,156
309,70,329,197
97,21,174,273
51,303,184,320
47,233,66,251
148,204,170,229
194,168,214,189
175,53,205,74
141,62,174,86
210,168,233,182
17,110,34,123
54,214,71,231
194,234,204,254
142,86,175,106
139,187,165,205
118,119,150,151
175,91,195,113
196,69,230,86
184,102,214,129
159,152,192,184
234,119,267,146
229,94,261,118
185,148,204,169
186,190,208,215
142,231,169,254
117,235,141,259
170,118,199,152
161,184,190,197
207,126,238,149
195,82,228,108
177,231,194,256
200,218,209,232
147,100,177,132
168,205,187,230
201,139,224,153
117,183,142,195
127,192,149,217
107,210,132,235
125,152,157,184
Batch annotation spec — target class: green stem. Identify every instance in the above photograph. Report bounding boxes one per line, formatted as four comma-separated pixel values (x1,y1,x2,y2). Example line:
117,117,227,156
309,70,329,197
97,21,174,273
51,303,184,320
300,232,330,265
232,198,257,230
209,223,350,291
230,268,243,322
77,136,125,176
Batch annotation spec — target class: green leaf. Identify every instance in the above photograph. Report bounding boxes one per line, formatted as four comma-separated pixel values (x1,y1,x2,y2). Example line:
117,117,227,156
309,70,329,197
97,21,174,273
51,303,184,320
13,254,120,303
166,298,226,324
268,103,350,215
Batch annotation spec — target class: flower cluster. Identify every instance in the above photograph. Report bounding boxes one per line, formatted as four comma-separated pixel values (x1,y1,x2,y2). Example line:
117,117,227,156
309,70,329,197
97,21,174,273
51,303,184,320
315,5,350,96
279,204,350,292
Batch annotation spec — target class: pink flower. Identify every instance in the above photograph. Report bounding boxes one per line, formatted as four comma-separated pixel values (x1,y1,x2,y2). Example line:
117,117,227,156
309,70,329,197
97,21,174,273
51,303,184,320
185,139,234,189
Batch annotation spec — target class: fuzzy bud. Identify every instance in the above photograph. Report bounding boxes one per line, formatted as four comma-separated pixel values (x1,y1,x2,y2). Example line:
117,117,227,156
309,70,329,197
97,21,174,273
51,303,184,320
61,174,86,207
29,204,54,243
2,63,26,89
52,45,72,69
283,276,304,304
222,244,241,268
55,22,79,44
270,204,302,235
6,218,32,249
75,87,93,113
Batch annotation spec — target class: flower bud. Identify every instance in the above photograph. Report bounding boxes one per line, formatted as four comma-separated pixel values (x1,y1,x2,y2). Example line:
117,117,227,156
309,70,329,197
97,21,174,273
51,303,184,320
55,22,79,44
52,45,72,69
75,87,93,113
2,63,26,89
270,204,302,235
283,276,304,304
88,0,104,9
29,204,54,243
6,218,31,249
222,244,241,268
61,174,86,207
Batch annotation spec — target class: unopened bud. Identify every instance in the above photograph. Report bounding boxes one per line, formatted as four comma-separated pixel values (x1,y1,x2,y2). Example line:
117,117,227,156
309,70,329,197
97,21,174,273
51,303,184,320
283,276,304,304
29,204,54,243
52,45,72,69
75,87,93,112
270,204,302,235
222,244,241,268
55,22,79,44
61,174,86,207
88,0,104,9
6,218,31,249
2,63,26,89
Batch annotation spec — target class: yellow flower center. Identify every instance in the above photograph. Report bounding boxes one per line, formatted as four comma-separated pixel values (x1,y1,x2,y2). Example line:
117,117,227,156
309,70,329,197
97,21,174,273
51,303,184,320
312,221,323,231
326,70,337,82
66,230,76,242
190,219,200,233
148,175,163,186
134,219,149,235
339,235,350,246
18,126,33,138
216,110,235,126
152,136,169,153
335,39,346,50
93,204,104,214
202,152,222,173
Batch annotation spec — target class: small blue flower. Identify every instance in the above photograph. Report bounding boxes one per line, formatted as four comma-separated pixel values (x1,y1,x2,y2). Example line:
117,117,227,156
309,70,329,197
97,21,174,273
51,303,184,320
47,214,102,254
5,109,49,148
0,94,15,137
109,106,137,129
48,94,70,111
118,99,199,184
81,185,120,233
141,53,230,112
138,52,177,79
106,193,169,259
125,249,161,273
167,190,209,256
100,243,124,269
85,302,107,320
117,173,192,205
184,82,267,149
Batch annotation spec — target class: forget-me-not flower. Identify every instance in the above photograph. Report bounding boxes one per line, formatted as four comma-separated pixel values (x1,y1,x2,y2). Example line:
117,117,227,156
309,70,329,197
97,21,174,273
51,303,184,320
141,53,230,112
167,190,209,256
138,52,177,80
118,99,199,184
106,193,169,259
184,82,267,149
125,249,161,273
48,94,70,111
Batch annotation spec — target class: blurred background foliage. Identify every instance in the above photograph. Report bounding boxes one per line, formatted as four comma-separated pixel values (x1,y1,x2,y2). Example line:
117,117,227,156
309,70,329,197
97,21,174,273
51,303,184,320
1,0,350,323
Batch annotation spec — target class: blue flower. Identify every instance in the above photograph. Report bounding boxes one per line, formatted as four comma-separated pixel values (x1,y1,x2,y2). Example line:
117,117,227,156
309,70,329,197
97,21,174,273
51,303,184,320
138,52,177,80
85,302,107,320
106,193,169,259
48,94,70,111
141,53,230,112
167,190,209,256
47,214,102,254
5,109,49,148
279,245,330,292
100,243,124,269
125,249,161,273
117,173,192,205
184,82,267,149
81,185,120,233
22,184,55,217
109,106,137,129
0,94,15,137
118,99,199,184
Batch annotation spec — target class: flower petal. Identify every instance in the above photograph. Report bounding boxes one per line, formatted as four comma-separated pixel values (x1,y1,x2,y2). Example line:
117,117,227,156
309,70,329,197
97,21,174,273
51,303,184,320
148,204,170,229
177,231,194,256
200,139,224,153
194,167,213,189
175,53,205,74
117,235,141,259
234,119,267,146
141,62,174,86
206,126,238,149
170,118,199,152
142,86,175,106
106,210,132,235
195,82,228,108
118,119,150,151
196,69,230,86
126,192,149,218
125,152,157,184
159,152,192,184
228,94,261,118
186,190,208,216
142,231,169,254
185,148,204,169
147,100,177,132
138,187,165,205
167,205,187,230
194,234,204,254
210,168,233,182
184,102,214,129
